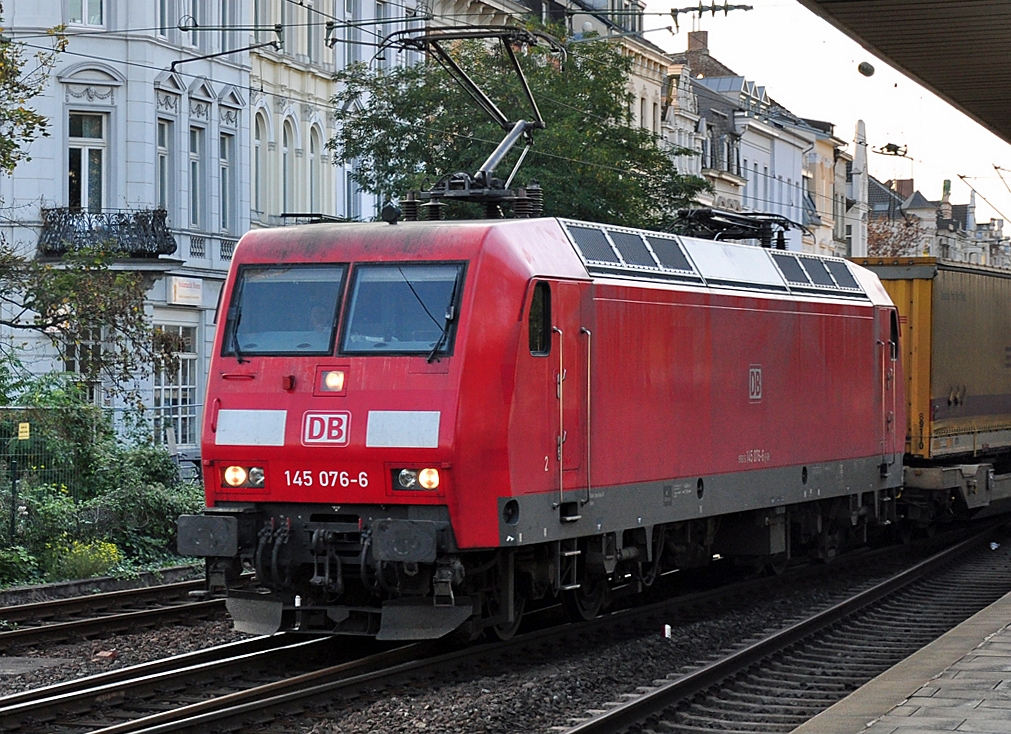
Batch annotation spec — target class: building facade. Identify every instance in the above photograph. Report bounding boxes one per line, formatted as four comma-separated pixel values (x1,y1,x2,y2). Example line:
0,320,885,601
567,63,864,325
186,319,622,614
869,177,1010,266
0,1,252,457
248,0,418,227
665,31,866,254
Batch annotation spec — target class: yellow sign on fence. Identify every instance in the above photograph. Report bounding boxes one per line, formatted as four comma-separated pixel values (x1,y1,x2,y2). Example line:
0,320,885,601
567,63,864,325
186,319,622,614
17,422,30,440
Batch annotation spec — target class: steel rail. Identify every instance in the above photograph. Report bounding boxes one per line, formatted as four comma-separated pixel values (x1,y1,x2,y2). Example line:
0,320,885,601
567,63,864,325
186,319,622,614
88,642,439,734
0,598,223,651
90,640,503,733
0,580,204,624
0,634,283,708
80,533,976,734
561,529,995,734
0,636,344,731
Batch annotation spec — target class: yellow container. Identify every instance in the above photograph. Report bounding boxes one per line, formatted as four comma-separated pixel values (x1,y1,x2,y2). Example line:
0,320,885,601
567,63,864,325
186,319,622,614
853,257,1011,460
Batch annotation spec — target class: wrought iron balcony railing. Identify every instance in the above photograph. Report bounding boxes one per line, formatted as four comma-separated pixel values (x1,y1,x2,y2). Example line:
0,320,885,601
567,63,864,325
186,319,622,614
38,208,178,258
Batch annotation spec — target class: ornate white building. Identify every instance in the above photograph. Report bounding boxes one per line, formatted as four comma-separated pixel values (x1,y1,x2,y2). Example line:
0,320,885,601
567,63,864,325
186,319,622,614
1,1,249,457
248,0,418,226
0,1,425,458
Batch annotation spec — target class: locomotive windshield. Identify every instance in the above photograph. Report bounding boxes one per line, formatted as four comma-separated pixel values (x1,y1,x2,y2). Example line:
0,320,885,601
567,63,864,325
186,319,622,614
341,263,465,357
222,265,346,357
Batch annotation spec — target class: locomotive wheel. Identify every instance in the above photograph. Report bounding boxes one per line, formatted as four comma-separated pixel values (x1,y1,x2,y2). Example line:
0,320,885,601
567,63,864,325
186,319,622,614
562,578,605,622
487,593,526,642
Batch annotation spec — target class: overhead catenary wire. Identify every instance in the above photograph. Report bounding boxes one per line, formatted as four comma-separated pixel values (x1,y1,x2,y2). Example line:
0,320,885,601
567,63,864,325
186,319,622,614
958,174,1011,224
12,12,990,233
13,39,878,232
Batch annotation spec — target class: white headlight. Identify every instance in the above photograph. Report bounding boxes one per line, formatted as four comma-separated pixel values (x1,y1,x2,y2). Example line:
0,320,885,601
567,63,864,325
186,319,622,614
223,465,247,487
418,468,440,489
322,370,345,391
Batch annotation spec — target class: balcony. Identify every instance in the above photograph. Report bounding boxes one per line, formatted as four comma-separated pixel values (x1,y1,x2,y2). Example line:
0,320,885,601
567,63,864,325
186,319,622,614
38,208,178,258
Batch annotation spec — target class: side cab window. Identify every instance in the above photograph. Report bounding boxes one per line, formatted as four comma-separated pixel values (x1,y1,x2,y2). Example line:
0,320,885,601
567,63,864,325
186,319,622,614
528,281,551,355
889,309,899,361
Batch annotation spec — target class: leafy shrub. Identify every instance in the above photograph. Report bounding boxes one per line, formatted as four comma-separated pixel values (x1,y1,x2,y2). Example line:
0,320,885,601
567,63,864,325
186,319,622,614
124,445,181,488
0,546,38,585
0,373,205,584
15,484,83,554
45,539,121,581
84,480,204,562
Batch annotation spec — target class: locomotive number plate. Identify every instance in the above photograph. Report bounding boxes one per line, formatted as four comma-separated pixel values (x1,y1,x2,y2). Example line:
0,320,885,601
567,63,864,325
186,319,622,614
284,469,370,488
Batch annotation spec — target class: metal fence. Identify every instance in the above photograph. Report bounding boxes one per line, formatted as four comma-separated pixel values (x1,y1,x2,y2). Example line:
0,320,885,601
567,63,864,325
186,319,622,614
0,406,97,499
0,403,204,547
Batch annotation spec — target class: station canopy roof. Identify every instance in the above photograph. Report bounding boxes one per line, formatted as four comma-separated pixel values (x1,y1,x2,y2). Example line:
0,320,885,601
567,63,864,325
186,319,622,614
795,0,1011,145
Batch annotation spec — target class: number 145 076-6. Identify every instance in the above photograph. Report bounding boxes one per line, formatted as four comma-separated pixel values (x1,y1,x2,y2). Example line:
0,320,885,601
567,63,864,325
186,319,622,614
284,470,369,487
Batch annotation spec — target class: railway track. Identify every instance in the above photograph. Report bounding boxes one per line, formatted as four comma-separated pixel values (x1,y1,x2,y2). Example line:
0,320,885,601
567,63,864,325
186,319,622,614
0,580,223,652
560,527,1011,733
0,528,990,733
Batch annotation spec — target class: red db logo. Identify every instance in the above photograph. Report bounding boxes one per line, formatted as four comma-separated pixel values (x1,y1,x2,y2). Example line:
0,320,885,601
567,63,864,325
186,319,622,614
302,412,351,446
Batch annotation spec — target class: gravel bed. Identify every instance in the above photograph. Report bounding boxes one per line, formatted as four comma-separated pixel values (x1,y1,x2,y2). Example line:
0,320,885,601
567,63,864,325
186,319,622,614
0,618,251,697
0,553,934,732
260,573,891,734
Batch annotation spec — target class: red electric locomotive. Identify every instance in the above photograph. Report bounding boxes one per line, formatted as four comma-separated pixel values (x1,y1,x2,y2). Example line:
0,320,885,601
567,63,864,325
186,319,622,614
178,216,905,640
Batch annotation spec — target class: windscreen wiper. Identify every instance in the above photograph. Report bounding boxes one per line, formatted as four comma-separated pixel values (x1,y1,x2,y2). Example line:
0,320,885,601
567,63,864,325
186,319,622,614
427,271,461,363
398,267,443,330
229,304,248,364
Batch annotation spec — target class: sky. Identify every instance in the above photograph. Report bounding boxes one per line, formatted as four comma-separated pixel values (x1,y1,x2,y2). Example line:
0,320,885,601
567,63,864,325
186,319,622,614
639,0,1011,224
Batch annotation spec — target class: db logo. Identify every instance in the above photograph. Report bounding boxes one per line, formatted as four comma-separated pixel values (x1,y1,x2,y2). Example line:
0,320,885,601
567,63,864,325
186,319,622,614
302,412,351,446
748,365,762,402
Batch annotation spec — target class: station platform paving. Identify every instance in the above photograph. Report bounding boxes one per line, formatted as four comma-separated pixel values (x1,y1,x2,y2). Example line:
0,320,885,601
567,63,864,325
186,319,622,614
791,589,1011,734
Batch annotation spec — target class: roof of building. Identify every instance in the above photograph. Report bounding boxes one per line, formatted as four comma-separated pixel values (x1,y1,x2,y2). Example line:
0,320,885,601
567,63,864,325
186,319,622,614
869,177,906,217
903,191,934,210
689,77,744,134
951,204,970,230
667,46,739,80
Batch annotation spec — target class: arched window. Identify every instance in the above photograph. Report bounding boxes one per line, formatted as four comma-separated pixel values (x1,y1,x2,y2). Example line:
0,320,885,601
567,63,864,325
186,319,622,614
309,128,321,213
282,120,294,213
253,114,265,217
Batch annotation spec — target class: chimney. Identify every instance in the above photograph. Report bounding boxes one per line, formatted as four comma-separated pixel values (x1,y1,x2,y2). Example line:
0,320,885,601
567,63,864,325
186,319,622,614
894,179,914,199
688,31,709,52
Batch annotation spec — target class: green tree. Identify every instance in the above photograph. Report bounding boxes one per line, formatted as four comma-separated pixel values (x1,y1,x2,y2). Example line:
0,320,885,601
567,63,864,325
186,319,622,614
329,29,709,231
0,4,64,172
0,7,179,396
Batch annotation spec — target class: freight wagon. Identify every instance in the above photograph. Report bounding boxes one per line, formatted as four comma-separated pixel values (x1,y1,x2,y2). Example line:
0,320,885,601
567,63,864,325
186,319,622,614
854,257,1011,525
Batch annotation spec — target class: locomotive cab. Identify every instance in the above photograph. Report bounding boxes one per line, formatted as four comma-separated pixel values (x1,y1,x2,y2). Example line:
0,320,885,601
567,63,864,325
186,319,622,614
179,220,581,639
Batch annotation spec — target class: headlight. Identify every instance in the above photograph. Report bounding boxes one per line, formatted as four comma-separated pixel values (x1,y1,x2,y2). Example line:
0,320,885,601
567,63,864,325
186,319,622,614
322,370,345,392
394,467,440,490
222,465,265,488
223,465,247,487
248,466,265,487
418,468,440,489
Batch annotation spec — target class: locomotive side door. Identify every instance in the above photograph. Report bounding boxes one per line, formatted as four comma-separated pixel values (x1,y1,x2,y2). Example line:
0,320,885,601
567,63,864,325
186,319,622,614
553,282,589,501
877,307,900,467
